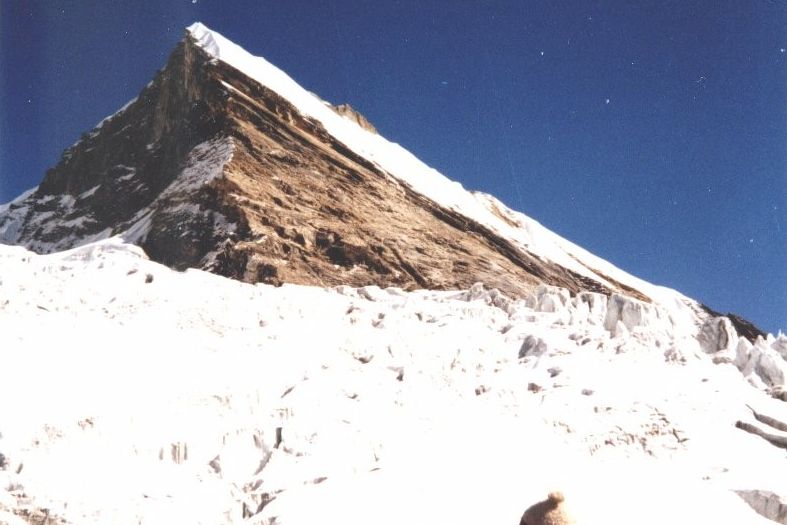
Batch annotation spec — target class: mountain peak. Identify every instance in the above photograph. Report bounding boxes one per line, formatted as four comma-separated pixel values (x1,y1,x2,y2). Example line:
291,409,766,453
186,21,244,62
186,21,211,37
0,23,765,345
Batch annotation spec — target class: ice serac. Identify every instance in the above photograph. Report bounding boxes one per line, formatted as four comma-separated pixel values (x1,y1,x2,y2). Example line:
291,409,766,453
0,241,784,525
0,23,764,341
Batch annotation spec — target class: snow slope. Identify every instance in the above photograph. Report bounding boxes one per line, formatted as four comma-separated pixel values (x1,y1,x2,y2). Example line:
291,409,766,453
1,239,786,524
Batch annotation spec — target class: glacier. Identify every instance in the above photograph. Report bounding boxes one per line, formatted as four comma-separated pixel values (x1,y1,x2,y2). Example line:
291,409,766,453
0,238,786,524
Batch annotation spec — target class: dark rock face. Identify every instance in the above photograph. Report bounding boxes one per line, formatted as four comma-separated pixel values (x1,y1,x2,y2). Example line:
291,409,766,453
0,37,235,257
0,30,697,305
39,39,218,204
700,305,766,342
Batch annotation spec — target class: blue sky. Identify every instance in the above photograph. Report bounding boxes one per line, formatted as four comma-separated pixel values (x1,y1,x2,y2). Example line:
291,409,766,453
1,1,785,333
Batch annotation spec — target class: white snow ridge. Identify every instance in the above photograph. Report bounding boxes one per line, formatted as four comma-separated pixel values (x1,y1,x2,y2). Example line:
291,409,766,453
1,22,786,525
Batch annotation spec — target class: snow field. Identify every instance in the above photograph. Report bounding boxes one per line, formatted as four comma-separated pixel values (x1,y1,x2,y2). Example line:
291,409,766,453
0,239,785,524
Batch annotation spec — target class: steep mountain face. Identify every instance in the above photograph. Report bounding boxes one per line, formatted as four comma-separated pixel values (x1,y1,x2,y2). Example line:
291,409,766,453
0,37,231,263
0,23,766,344
0,23,667,301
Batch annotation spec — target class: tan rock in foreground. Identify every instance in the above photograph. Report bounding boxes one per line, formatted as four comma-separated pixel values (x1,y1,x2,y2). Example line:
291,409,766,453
520,492,576,525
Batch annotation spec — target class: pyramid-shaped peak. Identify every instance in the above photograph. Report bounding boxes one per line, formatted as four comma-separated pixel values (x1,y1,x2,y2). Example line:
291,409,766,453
0,22,686,301
0,22,764,342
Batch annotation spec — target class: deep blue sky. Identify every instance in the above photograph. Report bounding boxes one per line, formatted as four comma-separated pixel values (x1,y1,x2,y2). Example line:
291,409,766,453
1,1,785,334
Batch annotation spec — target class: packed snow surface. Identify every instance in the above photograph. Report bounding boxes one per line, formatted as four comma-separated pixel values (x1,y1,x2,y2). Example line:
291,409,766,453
1,239,786,524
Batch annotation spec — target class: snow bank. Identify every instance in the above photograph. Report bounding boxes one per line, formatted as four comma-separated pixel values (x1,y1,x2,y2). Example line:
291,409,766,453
1,240,785,524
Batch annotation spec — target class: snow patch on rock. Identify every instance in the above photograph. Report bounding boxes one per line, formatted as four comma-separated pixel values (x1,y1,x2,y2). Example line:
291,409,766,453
118,137,235,244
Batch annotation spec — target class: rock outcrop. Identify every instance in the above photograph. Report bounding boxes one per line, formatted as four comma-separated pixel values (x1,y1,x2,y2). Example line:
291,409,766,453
330,103,377,133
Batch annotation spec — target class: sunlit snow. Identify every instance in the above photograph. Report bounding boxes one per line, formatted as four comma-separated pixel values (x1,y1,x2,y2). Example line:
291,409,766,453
0,239,785,524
